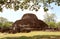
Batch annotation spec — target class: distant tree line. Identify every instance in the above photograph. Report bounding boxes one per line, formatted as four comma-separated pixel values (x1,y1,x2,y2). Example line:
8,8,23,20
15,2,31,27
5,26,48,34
0,17,13,27
44,13,60,31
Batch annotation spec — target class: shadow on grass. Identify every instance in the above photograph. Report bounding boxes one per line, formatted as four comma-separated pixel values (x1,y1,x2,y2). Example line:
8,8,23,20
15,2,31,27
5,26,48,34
1,35,60,39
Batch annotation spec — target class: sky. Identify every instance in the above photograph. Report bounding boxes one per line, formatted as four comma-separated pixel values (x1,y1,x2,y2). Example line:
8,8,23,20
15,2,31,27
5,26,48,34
0,3,60,22
49,3,60,22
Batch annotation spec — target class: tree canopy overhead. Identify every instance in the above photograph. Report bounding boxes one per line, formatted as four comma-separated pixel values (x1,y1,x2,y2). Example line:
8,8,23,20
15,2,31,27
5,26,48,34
0,0,60,12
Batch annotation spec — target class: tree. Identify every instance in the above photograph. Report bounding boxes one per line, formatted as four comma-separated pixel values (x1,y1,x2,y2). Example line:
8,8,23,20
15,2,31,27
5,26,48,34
0,23,3,27
57,22,60,28
44,13,57,28
0,17,13,27
44,13,56,23
0,0,60,12
3,22,13,27
0,17,8,23
48,21,57,28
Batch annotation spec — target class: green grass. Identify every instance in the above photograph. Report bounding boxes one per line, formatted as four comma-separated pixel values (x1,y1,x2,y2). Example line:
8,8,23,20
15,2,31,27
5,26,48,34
0,35,60,39
0,31,60,39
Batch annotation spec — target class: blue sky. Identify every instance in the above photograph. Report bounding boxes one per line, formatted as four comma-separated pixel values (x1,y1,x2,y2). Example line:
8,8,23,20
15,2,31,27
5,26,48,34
49,3,60,22
0,7,45,22
0,3,60,22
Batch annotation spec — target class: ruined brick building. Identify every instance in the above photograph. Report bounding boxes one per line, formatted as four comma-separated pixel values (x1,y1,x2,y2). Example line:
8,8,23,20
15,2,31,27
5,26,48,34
12,13,48,33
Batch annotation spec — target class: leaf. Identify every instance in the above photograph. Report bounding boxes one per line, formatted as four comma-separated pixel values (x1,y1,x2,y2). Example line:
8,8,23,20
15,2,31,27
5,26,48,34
58,3,60,6
0,7,2,12
44,7,48,12
14,5,19,11
20,5,23,9
24,5,29,9
0,0,4,5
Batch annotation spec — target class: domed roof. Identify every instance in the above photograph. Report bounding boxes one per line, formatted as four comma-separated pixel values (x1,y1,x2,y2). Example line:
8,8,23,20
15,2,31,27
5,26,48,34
22,13,38,20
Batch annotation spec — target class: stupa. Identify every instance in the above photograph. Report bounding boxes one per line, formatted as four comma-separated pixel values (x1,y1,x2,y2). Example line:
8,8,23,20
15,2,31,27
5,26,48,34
12,13,48,33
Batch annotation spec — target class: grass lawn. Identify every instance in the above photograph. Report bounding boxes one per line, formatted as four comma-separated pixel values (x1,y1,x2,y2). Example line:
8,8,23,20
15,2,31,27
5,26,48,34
0,31,60,39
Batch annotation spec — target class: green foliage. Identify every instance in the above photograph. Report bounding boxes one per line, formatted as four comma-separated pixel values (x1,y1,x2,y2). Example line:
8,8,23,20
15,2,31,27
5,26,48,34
0,6,3,12
57,22,60,28
0,22,13,27
0,0,60,12
0,17,13,27
23,0,30,3
14,5,19,11
0,23,3,27
44,13,57,28
0,0,5,5
44,13,56,23
44,7,48,12
3,22,13,27
1,35,60,39
0,17,8,23
24,5,29,9
48,21,57,28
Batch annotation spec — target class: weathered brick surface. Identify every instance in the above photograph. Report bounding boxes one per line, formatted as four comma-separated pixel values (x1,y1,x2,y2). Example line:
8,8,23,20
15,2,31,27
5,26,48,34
12,13,48,33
